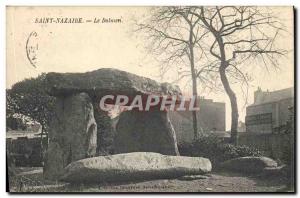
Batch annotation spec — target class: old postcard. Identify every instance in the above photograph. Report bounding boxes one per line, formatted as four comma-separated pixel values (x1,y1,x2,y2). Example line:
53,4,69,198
6,6,295,193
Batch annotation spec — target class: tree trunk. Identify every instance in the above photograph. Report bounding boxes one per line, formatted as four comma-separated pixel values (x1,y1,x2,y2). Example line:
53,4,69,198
40,125,44,163
191,77,198,140
216,36,238,145
219,66,239,145
189,37,198,140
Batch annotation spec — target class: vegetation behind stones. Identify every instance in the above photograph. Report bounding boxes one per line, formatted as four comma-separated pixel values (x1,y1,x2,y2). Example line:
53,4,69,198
178,135,262,168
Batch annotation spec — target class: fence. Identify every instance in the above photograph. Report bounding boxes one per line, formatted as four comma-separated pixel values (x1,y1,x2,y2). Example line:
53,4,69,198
6,136,47,167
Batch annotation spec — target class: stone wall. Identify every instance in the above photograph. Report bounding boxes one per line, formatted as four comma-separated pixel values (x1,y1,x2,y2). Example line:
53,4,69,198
238,133,293,161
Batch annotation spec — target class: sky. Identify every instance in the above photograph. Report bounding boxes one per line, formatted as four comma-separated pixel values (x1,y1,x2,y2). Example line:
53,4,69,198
6,6,294,130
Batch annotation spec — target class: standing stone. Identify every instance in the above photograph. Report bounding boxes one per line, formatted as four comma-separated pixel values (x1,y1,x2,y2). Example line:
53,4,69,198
44,92,97,180
114,109,179,155
93,104,114,155
43,142,64,179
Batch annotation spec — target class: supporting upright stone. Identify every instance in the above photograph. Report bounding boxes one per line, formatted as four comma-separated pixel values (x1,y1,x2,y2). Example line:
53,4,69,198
114,108,179,156
44,92,97,180
93,103,114,155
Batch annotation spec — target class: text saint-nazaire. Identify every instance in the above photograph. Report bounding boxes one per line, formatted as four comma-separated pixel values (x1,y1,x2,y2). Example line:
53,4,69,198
35,17,83,24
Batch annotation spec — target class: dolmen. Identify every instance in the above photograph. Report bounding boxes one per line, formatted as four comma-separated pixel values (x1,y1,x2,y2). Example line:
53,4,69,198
43,68,182,180
61,152,212,183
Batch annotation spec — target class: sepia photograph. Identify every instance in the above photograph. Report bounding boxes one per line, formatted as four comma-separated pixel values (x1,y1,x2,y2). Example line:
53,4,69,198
5,5,295,193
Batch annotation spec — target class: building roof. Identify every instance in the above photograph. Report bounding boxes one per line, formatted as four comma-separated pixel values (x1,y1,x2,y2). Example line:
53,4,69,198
251,87,294,106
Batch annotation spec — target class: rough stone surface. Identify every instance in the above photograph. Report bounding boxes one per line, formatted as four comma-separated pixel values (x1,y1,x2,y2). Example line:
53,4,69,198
43,142,64,179
220,156,278,174
114,109,179,155
93,104,114,155
44,93,97,180
46,68,181,98
178,175,209,181
60,152,212,183
262,165,287,177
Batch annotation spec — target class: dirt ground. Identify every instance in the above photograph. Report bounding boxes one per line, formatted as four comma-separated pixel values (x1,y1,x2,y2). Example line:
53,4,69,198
8,167,293,193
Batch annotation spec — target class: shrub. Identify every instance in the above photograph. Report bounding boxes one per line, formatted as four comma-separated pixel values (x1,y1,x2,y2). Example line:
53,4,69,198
178,135,261,167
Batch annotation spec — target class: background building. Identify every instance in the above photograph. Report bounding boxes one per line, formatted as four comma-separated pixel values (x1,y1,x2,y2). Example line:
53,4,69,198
169,97,226,143
245,87,294,134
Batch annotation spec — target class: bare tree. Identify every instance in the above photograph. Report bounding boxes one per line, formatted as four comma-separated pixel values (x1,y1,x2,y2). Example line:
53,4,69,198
189,6,288,144
134,7,215,139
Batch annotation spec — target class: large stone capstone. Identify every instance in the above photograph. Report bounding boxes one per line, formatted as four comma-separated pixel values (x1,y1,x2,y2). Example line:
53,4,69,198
60,152,212,183
114,109,180,155
44,92,97,180
45,68,181,99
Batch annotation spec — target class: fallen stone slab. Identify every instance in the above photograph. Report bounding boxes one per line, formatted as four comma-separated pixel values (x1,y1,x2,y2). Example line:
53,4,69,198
60,152,212,183
178,175,209,181
262,165,288,177
45,68,181,98
220,156,278,174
